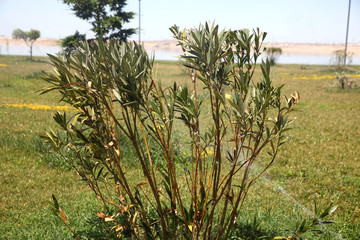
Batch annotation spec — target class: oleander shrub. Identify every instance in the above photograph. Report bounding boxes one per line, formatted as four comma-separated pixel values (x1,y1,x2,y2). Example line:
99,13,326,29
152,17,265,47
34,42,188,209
42,22,299,239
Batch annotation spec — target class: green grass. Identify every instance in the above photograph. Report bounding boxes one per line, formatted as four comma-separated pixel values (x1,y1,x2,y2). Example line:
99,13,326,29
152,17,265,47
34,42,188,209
1,55,360,239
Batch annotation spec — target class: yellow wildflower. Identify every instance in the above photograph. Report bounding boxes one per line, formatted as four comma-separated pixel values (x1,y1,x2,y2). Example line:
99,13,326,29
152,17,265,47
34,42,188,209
3,103,72,111
201,147,214,156
292,74,360,80
0,64,8,67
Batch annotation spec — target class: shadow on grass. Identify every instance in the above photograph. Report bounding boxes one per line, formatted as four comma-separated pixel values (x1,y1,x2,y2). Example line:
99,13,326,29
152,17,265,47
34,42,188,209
74,215,279,240
229,223,277,240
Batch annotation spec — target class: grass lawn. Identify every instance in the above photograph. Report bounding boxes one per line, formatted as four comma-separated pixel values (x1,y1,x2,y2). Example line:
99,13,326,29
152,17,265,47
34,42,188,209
0,55,359,239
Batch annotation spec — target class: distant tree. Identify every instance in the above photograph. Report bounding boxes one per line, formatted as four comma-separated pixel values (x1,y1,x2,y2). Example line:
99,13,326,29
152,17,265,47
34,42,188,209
331,49,353,70
12,28,40,60
62,0,136,41
60,31,86,57
266,47,282,66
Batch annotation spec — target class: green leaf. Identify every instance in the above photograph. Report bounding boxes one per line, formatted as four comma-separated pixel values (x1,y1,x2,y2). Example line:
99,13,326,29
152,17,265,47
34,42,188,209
52,194,59,210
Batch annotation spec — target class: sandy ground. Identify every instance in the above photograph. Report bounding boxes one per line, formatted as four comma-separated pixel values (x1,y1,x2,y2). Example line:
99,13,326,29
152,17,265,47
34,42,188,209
0,37,59,46
1,37,359,56
142,40,360,56
270,42,360,55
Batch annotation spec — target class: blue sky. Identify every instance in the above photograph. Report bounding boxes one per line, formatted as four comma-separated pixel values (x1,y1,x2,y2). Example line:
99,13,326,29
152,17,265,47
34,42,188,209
0,0,359,43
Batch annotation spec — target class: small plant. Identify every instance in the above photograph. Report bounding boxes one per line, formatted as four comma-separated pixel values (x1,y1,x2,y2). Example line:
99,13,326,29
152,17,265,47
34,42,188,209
336,72,359,89
331,49,353,70
42,22,298,239
274,203,337,240
266,47,282,66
